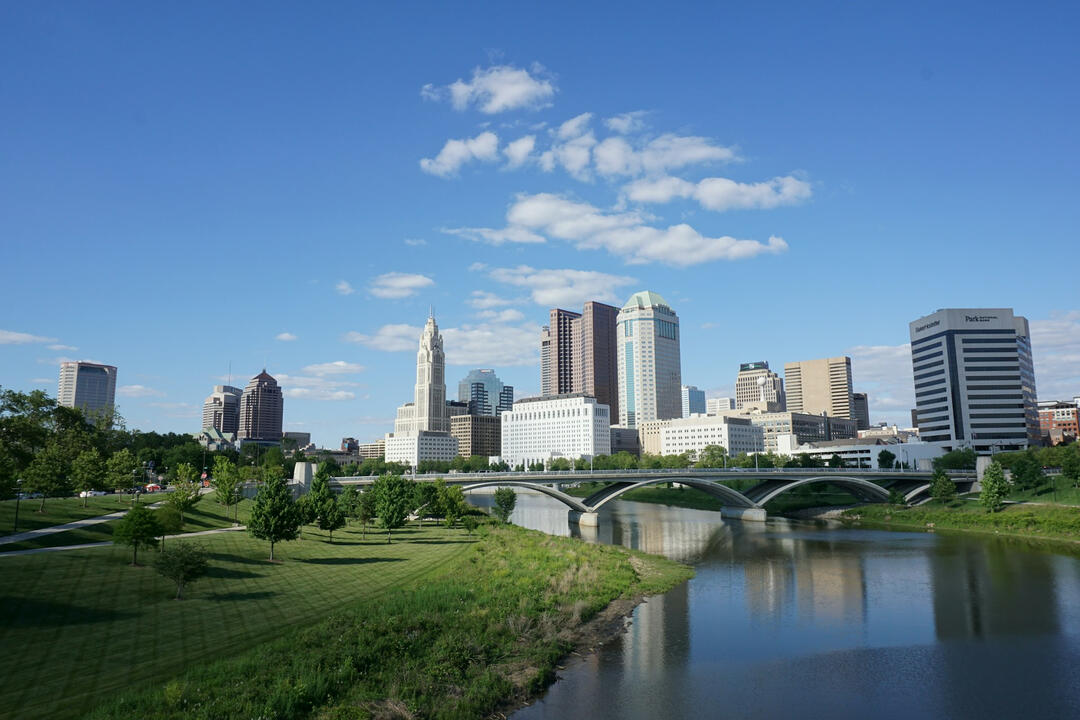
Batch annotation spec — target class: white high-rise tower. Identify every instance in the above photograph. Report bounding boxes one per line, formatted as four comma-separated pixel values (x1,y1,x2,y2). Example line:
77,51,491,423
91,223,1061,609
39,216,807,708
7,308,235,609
616,291,682,427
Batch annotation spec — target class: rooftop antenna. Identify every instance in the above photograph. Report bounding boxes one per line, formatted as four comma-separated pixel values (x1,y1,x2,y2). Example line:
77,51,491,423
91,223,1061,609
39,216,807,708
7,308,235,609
429,303,434,319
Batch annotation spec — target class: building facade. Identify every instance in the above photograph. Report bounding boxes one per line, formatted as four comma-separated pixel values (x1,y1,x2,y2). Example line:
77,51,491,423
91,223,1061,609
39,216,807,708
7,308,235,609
610,426,641,457
202,385,242,433
726,410,857,454
706,397,736,415
616,291,682,427
1038,401,1080,445
450,414,501,458
784,356,854,419
57,361,117,416
909,308,1039,453
385,432,459,465
500,394,611,467
735,362,785,411
538,301,620,424
660,415,764,458
238,371,283,443
852,392,870,430
777,437,942,469
540,308,581,396
681,385,706,417
457,368,514,416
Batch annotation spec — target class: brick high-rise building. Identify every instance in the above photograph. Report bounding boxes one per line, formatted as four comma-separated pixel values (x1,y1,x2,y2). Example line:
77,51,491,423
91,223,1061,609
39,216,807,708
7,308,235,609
538,301,620,424
238,371,283,443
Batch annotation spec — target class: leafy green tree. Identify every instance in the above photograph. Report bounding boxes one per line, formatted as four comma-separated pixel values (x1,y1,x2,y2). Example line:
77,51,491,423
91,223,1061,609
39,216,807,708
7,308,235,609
318,497,345,542
357,488,376,539
155,505,183,551
493,487,516,523
930,469,957,504
877,449,897,470
22,441,72,512
467,455,490,472
934,448,977,471
887,489,906,506
827,454,846,469
166,464,202,524
211,456,243,524
154,541,209,600
339,485,360,524
441,485,466,527
114,504,163,565
412,482,440,526
308,470,345,542
106,448,138,501
462,515,478,535
695,445,729,468
294,494,316,538
980,461,1008,513
1010,454,1044,492
248,475,301,560
1062,448,1080,487
372,474,413,543
71,448,107,507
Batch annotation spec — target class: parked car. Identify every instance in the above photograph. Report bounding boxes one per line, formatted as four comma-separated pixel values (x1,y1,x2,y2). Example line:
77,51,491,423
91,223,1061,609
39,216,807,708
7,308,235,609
79,490,107,497
144,484,163,493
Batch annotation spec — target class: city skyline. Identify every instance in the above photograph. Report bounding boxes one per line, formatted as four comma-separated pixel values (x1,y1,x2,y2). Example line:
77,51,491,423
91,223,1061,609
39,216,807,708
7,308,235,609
1,4,1077,448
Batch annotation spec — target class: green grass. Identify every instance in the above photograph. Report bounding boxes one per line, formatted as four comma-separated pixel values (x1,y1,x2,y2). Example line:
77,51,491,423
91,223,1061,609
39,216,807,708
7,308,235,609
0,522,471,720
0,494,134,536
1004,476,1080,505
82,524,692,720
0,493,255,553
841,501,1080,543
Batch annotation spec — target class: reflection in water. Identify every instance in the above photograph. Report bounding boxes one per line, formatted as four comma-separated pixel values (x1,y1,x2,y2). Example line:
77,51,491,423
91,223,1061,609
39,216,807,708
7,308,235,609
479,493,1080,720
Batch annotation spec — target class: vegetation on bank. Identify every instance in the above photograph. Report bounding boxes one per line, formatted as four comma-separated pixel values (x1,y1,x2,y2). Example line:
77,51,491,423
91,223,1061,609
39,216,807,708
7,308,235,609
841,501,1080,542
82,525,690,720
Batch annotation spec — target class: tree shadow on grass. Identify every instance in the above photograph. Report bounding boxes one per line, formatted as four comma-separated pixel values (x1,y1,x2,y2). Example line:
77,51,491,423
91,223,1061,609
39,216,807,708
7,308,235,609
208,552,267,566
0,597,134,627
406,539,473,545
207,590,277,602
204,565,264,580
301,557,405,566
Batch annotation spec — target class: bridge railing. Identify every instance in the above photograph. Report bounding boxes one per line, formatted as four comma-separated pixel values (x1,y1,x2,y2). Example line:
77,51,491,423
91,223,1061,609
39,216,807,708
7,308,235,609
332,466,960,482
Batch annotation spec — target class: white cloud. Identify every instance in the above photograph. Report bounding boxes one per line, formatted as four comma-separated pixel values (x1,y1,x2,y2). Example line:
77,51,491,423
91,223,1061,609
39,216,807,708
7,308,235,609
624,174,812,211
0,330,57,345
302,360,365,376
551,132,596,181
604,111,648,134
420,131,499,177
404,237,427,246
276,372,360,402
503,135,536,168
847,343,915,426
47,344,78,351
466,290,519,309
282,388,355,402
275,332,298,342
488,265,637,307
592,133,737,177
423,64,556,114
344,325,420,352
336,280,356,296
1031,311,1080,401
369,272,435,299
557,112,592,139
30,377,53,384
476,308,526,323
443,226,546,245
473,192,788,266
147,401,198,418
118,385,165,398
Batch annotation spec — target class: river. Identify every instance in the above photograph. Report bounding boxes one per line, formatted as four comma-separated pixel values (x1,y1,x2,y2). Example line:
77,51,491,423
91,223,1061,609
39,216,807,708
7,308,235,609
468,493,1080,719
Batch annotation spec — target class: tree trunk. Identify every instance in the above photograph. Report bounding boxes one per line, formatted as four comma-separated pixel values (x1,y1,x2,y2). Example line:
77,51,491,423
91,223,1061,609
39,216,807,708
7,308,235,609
329,528,333,543
269,541,275,561
132,546,138,566
387,528,391,543
38,497,46,512
176,581,184,600
83,494,88,508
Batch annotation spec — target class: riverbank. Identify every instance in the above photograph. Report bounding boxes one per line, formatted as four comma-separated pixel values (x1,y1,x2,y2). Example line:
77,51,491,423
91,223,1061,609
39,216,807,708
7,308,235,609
840,501,1080,544
83,523,692,720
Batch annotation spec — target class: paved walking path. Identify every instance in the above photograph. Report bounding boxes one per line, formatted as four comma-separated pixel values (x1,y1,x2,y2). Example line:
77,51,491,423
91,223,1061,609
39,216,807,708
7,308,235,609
0,525,246,557
0,500,168,546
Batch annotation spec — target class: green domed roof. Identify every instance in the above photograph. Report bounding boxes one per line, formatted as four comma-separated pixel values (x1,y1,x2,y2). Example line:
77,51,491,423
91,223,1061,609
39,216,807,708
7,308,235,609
622,290,670,310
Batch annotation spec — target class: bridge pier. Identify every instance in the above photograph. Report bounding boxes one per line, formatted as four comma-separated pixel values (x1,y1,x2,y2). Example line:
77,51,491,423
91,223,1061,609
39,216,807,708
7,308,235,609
568,510,599,527
721,507,767,522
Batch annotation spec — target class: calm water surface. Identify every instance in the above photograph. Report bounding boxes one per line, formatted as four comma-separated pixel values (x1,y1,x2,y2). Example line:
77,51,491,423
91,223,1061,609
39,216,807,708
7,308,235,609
468,493,1080,719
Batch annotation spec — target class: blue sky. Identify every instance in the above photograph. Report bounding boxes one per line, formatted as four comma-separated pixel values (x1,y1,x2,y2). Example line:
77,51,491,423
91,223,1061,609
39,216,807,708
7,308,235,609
2,1,1078,447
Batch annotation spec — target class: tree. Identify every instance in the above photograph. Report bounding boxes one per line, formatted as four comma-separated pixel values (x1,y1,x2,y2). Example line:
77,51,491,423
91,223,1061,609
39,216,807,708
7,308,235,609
166,464,202,524
339,485,360,524
156,505,183,551
294,494,317,538
1010,454,1044,492
412,482,440,527
211,456,244,524
71,448,107,507
372,474,413,543
1063,448,1080,487
695,445,729,468
493,487,516,523
441,485,466,527
827,454,846,469
934,448,977,471
980,461,1008,513
106,448,138,502
930,469,957,505
22,441,72,512
877,449,897,470
357,488,376,539
248,475,301,560
154,541,208,600
309,470,345,542
462,515,478,535
113,505,163,566
319,498,345,542
888,489,906,506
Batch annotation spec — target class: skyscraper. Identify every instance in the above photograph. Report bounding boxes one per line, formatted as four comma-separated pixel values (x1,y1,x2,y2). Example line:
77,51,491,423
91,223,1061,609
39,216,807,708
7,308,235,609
57,361,117,416
457,368,513,416
681,385,705,417
538,301,620,424
784,357,854,419
238,371,283,443
616,291,682,427
852,392,870,430
735,362,785,411
202,385,242,433
909,308,1038,453
540,308,581,396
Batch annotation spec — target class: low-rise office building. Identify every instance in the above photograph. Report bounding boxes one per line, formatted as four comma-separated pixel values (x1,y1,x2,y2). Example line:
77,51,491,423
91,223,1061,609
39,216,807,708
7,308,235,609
500,394,611,467
660,415,764,458
450,414,501,458
637,419,671,456
716,410,857,454
610,426,641,456
385,431,458,467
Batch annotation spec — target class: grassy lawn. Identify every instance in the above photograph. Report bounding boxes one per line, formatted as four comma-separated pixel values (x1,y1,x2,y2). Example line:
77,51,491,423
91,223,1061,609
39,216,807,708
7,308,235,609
85,524,692,720
0,494,136,537
0,521,472,720
1004,476,1080,505
0,493,255,553
842,500,1080,543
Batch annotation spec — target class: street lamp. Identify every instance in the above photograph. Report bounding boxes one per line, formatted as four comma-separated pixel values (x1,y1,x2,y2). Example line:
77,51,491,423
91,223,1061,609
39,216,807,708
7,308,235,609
13,479,22,534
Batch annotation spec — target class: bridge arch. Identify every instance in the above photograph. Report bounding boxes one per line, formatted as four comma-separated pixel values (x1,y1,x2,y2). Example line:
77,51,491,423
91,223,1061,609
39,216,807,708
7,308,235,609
586,477,758,511
461,481,590,513
746,475,890,507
